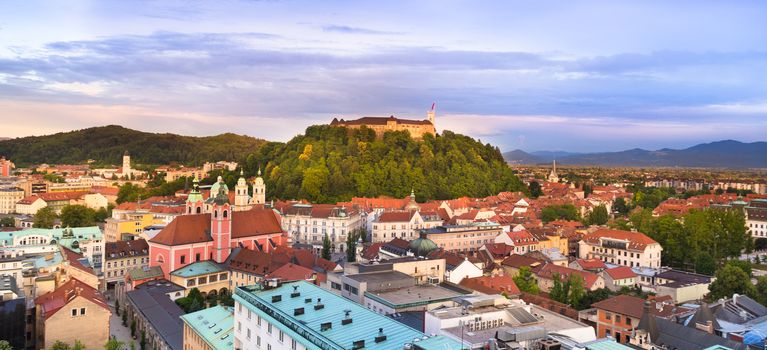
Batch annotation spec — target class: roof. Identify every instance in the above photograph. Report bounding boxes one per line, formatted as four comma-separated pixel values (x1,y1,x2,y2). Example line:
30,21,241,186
150,208,283,246
37,191,88,201
582,229,659,251
61,246,96,276
105,239,149,260
180,306,234,350
592,295,646,318
459,275,520,296
126,280,185,350
170,261,225,278
234,281,462,350
575,258,607,270
605,266,637,280
582,339,635,350
537,263,600,289
376,211,415,223
16,195,43,205
127,265,164,281
331,115,434,126
35,278,109,320
500,254,544,269
267,263,316,282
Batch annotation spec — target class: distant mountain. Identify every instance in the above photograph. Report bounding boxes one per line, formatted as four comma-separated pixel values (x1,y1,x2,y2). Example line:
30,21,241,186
529,150,584,159
505,140,767,168
503,150,546,165
0,125,267,166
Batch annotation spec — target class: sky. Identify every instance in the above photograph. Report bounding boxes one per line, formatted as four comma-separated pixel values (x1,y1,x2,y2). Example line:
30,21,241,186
0,0,766,152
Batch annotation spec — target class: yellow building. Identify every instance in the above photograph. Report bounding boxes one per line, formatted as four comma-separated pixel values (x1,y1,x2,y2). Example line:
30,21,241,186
170,261,230,298
330,114,436,140
34,278,111,350
105,212,157,242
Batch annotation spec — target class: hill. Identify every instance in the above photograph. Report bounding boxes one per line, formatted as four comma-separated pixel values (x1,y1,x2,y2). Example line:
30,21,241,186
235,125,526,203
0,125,266,166
503,150,545,165
505,140,767,168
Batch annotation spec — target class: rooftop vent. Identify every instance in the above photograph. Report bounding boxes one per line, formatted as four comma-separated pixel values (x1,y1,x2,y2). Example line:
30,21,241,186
320,322,332,331
342,310,353,325
271,295,282,303
304,298,312,304
294,307,305,316
315,298,324,310
291,285,300,298
352,340,365,349
375,328,387,343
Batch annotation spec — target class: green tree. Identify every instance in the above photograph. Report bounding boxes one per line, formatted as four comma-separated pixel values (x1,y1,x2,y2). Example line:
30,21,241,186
541,204,580,223
51,341,71,350
104,339,124,350
117,183,145,204
528,181,542,199
585,205,609,226
568,274,585,307
33,206,57,228
346,230,358,263
131,318,137,337
122,311,127,326
322,233,332,260
549,273,566,303
583,183,593,198
115,299,120,316
695,252,716,275
0,217,14,227
755,276,767,306
512,266,540,294
60,205,96,227
708,264,755,301
613,197,629,215
0,340,13,350
73,340,85,350
140,331,146,350
726,260,752,278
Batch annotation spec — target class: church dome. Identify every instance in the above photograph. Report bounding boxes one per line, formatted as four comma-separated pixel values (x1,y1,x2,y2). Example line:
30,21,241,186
408,236,437,257
210,175,229,195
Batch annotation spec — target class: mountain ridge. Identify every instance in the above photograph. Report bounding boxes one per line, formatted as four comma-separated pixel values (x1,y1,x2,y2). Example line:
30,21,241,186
503,140,767,168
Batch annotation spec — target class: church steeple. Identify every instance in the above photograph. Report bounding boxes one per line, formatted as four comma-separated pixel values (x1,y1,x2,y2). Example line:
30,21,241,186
253,165,266,205
234,168,251,211
548,159,559,183
186,175,204,214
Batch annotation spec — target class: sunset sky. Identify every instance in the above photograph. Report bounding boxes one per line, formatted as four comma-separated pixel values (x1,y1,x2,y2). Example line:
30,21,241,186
1,0,766,152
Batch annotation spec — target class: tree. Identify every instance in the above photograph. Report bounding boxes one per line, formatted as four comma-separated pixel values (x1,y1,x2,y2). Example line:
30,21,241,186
541,204,580,223
33,206,57,228
322,233,332,260
346,230,357,263
117,183,145,204
585,205,609,226
613,197,629,215
122,311,127,326
0,340,13,350
528,181,542,199
51,341,71,350
726,260,752,278
73,340,85,350
695,252,716,275
140,331,146,350
129,342,136,350
583,183,593,198
549,273,566,303
0,217,14,227
755,276,767,306
708,264,756,301
104,339,124,350
512,266,540,294
568,274,585,307
60,205,96,227
756,238,767,251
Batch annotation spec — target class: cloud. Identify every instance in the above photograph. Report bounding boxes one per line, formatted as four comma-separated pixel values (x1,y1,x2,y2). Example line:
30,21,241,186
321,25,401,35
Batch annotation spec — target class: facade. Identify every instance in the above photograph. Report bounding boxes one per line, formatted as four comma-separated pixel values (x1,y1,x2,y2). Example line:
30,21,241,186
232,280,463,350
34,278,111,350
149,185,287,278
103,239,150,289
0,187,24,214
1,226,103,259
181,306,234,350
603,266,638,292
746,199,767,238
330,113,436,140
14,195,46,215
423,222,503,252
370,208,442,243
280,203,363,253
579,229,663,268
493,229,541,255
0,156,13,177
169,260,229,297
105,211,157,242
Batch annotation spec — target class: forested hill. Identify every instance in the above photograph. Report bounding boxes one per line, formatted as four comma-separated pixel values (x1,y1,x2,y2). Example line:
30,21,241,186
236,125,526,203
0,125,266,166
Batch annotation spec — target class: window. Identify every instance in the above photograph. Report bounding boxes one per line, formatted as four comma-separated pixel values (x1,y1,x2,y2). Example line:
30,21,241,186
257,336,261,347
268,323,272,334
257,315,261,326
279,330,284,342
291,339,297,349
195,253,200,262
238,322,241,332
605,312,612,321
247,309,251,320
247,328,251,339
615,315,621,323
180,255,186,264
71,309,77,317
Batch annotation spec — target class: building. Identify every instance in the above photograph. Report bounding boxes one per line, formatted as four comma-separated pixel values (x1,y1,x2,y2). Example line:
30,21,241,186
181,305,234,350
370,207,442,243
746,199,767,238
232,280,463,350
0,187,24,214
227,247,339,289
169,260,229,297
588,295,692,345
424,294,596,349
422,221,503,253
548,160,559,183
459,275,521,297
579,229,662,268
34,278,111,350
119,151,147,179
493,229,541,255
105,211,157,242
0,275,26,350
632,267,713,303
279,203,363,253
125,279,186,350
0,156,14,177
330,111,437,140
1,226,103,260
602,266,638,292
14,196,46,215
148,185,287,278
103,239,150,289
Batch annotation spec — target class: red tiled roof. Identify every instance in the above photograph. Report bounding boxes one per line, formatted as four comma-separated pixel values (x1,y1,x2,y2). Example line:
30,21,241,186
377,211,415,223
61,246,96,276
605,266,637,280
149,208,283,246
505,230,539,246
362,243,382,260
483,243,515,259
460,275,520,296
575,258,606,270
500,254,544,269
17,195,42,205
582,229,658,251
38,191,87,201
536,263,600,289
591,294,646,318
105,239,149,260
386,238,410,250
35,278,108,320
267,263,316,282
90,186,119,196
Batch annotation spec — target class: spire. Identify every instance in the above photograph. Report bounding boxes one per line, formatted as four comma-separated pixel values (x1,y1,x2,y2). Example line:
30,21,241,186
258,166,262,177
240,168,244,177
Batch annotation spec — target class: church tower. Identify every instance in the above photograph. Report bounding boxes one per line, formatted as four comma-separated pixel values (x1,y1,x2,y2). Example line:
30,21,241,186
186,176,204,215
548,159,559,183
234,169,251,211
252,167,266,205
122,150,131,179
211,185,232,263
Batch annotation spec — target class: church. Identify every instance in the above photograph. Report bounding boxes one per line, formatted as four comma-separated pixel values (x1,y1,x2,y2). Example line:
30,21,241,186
148,170,286,278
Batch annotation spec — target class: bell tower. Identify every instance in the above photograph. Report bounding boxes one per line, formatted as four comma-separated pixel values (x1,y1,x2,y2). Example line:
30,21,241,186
252,167,266,205
234,168,251,211
186,176,204,215
211,186,232,263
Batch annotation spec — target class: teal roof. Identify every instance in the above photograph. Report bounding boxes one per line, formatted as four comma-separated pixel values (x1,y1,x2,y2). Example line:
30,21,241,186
170,261,224,278
703,346,735,350
180,306,234,350
234,281,463,350
584,339,635,350
27,251,63,269
0,226,102,253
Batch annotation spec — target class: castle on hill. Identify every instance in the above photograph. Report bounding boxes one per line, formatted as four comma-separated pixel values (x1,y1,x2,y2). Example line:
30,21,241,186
330,103,437,140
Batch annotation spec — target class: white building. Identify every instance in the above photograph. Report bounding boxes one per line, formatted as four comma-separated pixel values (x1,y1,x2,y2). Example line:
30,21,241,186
279,203,363,253
371,210,442,243
579,229,662,268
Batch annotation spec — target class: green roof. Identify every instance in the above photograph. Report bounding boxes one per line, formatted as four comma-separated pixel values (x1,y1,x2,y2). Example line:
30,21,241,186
703,346,734,350
0,226,102,253
170,261,224,278
180,306,234,350
127,265,164,280
584,339,635,350
234,281,463,350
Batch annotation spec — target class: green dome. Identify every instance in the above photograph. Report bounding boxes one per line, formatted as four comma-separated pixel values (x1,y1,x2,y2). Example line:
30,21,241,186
408,237,438,257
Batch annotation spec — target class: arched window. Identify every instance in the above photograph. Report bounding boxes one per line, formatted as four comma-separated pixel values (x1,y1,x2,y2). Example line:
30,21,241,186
188,207,191,214
157,254,165,263
196,207,201,214
223,210,228,218
214,210,218,218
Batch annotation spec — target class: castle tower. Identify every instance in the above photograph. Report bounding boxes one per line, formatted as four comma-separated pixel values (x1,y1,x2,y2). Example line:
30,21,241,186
252,167,265,205
211,185,232,263
234,168,251,211
186,176,204,215
427,102,436,125
122,150,131,179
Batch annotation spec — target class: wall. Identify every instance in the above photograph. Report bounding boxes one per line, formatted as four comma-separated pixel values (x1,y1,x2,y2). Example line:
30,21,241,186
42,296,110,350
